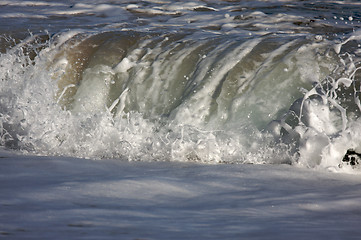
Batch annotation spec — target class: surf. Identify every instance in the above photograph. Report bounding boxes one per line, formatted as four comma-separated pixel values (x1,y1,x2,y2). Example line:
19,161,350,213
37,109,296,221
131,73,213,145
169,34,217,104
0,1,361,173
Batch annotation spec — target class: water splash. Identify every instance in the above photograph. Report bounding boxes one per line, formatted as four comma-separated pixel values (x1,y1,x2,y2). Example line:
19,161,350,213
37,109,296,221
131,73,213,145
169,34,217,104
0,28,361,172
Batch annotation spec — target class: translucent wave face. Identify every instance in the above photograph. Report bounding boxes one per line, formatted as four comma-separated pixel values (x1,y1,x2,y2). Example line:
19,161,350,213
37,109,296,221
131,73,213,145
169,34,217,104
1,1,361,172
0,32,263,163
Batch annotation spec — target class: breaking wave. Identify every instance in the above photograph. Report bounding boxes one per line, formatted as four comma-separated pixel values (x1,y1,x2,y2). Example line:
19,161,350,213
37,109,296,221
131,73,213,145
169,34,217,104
1,0,361,172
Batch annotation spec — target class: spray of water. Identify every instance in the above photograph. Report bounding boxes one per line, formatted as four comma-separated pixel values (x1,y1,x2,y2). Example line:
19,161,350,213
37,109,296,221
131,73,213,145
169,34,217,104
1,29,361,172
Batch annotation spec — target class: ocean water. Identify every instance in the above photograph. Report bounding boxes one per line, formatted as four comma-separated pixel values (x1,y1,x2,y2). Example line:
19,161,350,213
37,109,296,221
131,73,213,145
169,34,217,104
1,0,361,171
1,1,361,239
1,153,361,239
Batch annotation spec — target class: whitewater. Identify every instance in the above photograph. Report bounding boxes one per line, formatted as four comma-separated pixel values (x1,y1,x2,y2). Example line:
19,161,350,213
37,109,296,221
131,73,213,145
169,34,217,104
1,0,361,239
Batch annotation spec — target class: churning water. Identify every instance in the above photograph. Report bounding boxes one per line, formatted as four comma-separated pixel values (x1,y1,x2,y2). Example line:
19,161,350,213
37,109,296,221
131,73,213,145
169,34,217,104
1,0,361,172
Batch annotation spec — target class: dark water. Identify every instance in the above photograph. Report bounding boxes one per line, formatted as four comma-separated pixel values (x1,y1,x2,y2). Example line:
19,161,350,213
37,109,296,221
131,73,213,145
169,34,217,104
1,0,361,172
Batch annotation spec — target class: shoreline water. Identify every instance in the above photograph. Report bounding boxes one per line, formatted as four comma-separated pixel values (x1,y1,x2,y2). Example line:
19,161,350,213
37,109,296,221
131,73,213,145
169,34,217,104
1,150,361,239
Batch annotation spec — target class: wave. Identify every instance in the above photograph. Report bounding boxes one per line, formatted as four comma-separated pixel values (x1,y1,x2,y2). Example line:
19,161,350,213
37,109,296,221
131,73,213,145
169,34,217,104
1,26,361,172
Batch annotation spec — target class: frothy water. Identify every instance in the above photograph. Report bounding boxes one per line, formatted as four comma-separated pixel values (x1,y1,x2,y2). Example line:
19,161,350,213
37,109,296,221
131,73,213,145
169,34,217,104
1,0,361,172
